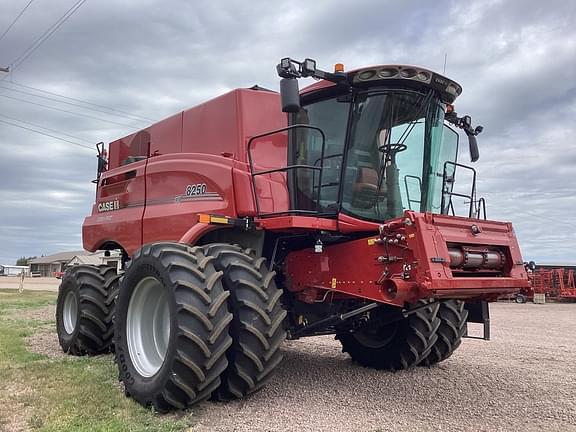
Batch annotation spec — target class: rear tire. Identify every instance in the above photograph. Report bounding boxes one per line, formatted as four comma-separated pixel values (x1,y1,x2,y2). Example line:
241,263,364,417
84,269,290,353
515,294,527,304
419,300,468,366
203,243,287,401
337,301,440,370
56,265,119,355
114,243,232,412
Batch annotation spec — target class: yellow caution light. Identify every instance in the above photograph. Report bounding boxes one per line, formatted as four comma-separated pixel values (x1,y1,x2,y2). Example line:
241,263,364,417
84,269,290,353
334,63,344,73
210,216,230,225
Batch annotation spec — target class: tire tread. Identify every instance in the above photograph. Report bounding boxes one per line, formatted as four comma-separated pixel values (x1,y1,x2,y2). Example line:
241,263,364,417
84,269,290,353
338,301,441,371
203,243,287,401
57,264,119,355
419,299,468,366
115,243,232,412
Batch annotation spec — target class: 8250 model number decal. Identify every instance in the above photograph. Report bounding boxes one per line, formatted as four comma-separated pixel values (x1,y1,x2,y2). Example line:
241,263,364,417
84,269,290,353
185,183,207,196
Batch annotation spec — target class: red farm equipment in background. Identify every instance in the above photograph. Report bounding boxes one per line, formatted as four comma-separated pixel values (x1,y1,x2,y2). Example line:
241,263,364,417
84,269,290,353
516,266,576,302
55,57,530,412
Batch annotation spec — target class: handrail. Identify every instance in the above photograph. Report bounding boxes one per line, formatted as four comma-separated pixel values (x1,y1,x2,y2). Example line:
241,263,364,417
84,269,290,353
476,197,487,220
441,161,477,218
403,174,422,211
247,124,326,217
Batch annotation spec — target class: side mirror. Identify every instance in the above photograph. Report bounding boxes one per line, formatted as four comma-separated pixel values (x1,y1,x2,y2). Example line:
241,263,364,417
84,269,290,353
467,133,479,162
280,78,300,113
445,112,482,163
461,116,480,162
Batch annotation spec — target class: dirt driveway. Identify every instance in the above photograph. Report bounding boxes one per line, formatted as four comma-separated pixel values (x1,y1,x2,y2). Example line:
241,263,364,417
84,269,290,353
0,277,60,292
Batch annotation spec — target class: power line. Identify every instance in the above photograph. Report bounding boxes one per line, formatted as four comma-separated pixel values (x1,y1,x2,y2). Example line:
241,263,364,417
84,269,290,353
0,113,89,143
10,0,86,71
0,118,93,151
1,0,87,78
0,93,138,128
0,83,151,123
3,81,156,122
0,0,36,44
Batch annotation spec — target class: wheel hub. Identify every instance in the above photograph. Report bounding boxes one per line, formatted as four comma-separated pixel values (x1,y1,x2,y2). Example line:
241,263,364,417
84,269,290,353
353,322,399,349
62,291,78,334
126,277,171,377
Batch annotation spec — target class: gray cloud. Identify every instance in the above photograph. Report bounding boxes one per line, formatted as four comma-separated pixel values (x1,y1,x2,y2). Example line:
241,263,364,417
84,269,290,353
0,0,575,265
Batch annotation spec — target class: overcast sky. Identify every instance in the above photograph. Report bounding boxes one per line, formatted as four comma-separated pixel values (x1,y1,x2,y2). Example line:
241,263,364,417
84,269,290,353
0,0,575,265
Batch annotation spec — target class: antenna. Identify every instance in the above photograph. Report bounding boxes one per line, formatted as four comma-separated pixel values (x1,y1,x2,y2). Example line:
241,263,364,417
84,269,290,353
443,53,448,75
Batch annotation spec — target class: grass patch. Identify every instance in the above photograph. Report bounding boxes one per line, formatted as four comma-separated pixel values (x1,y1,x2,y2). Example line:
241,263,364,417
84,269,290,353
0,290,194,431
0,289,56,314
0,321,47,368
25,358,191,432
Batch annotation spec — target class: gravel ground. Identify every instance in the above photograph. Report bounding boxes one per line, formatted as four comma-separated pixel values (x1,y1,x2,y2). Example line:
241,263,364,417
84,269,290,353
188,302,576,432
12,304,74,361
14,301,576,431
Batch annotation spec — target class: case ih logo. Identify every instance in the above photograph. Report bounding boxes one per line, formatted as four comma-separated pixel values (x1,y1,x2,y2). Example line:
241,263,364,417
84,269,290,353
98,200,120,212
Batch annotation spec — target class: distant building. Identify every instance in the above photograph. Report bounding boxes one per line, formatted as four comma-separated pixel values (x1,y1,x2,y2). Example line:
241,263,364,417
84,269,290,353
0,265,30,276
29,251,90,277
28,250,122,277
67,251,122,272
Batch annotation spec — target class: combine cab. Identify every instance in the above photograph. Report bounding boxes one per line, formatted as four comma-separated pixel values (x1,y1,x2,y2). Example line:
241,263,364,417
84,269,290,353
56,58,530,411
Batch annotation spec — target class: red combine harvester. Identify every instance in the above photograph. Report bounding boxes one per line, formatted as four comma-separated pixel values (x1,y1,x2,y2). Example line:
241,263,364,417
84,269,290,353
56,58,530,411
516,266,576,302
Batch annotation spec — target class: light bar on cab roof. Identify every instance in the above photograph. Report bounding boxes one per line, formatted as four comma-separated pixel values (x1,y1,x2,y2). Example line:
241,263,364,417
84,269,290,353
352,65,463,103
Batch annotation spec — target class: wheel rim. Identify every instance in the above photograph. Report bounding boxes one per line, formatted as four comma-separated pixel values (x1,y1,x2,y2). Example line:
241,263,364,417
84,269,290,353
63,291,78,334
353,322,399,349
127,277,171,377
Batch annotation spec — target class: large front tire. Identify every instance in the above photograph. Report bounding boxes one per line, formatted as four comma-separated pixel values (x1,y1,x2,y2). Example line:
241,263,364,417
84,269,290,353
419,300,468,366
337,301,440,370
56,265,118,355
114,243,232,412
204,243,287,401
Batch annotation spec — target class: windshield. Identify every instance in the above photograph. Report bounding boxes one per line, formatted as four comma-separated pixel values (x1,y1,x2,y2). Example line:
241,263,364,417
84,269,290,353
294,89,458,221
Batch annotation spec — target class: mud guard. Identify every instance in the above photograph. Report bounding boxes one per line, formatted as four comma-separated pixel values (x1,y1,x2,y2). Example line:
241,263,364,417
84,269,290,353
463,300,490,341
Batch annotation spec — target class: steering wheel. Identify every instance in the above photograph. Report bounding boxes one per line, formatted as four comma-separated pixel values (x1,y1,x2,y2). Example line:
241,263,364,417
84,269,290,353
378,143,407,154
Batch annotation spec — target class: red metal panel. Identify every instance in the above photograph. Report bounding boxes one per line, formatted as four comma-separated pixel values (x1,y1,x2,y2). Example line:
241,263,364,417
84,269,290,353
237,89,286,146
338,213,381,233
245,127,291,215
258,216,338,231
285,237,411,307
233,163,258,216
86,88,287,255
142,154,235,245
285,211,530,306
180,88,285,162
108,133,134,170
181,90,240,157
82,159,147,255
147,112,183,156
